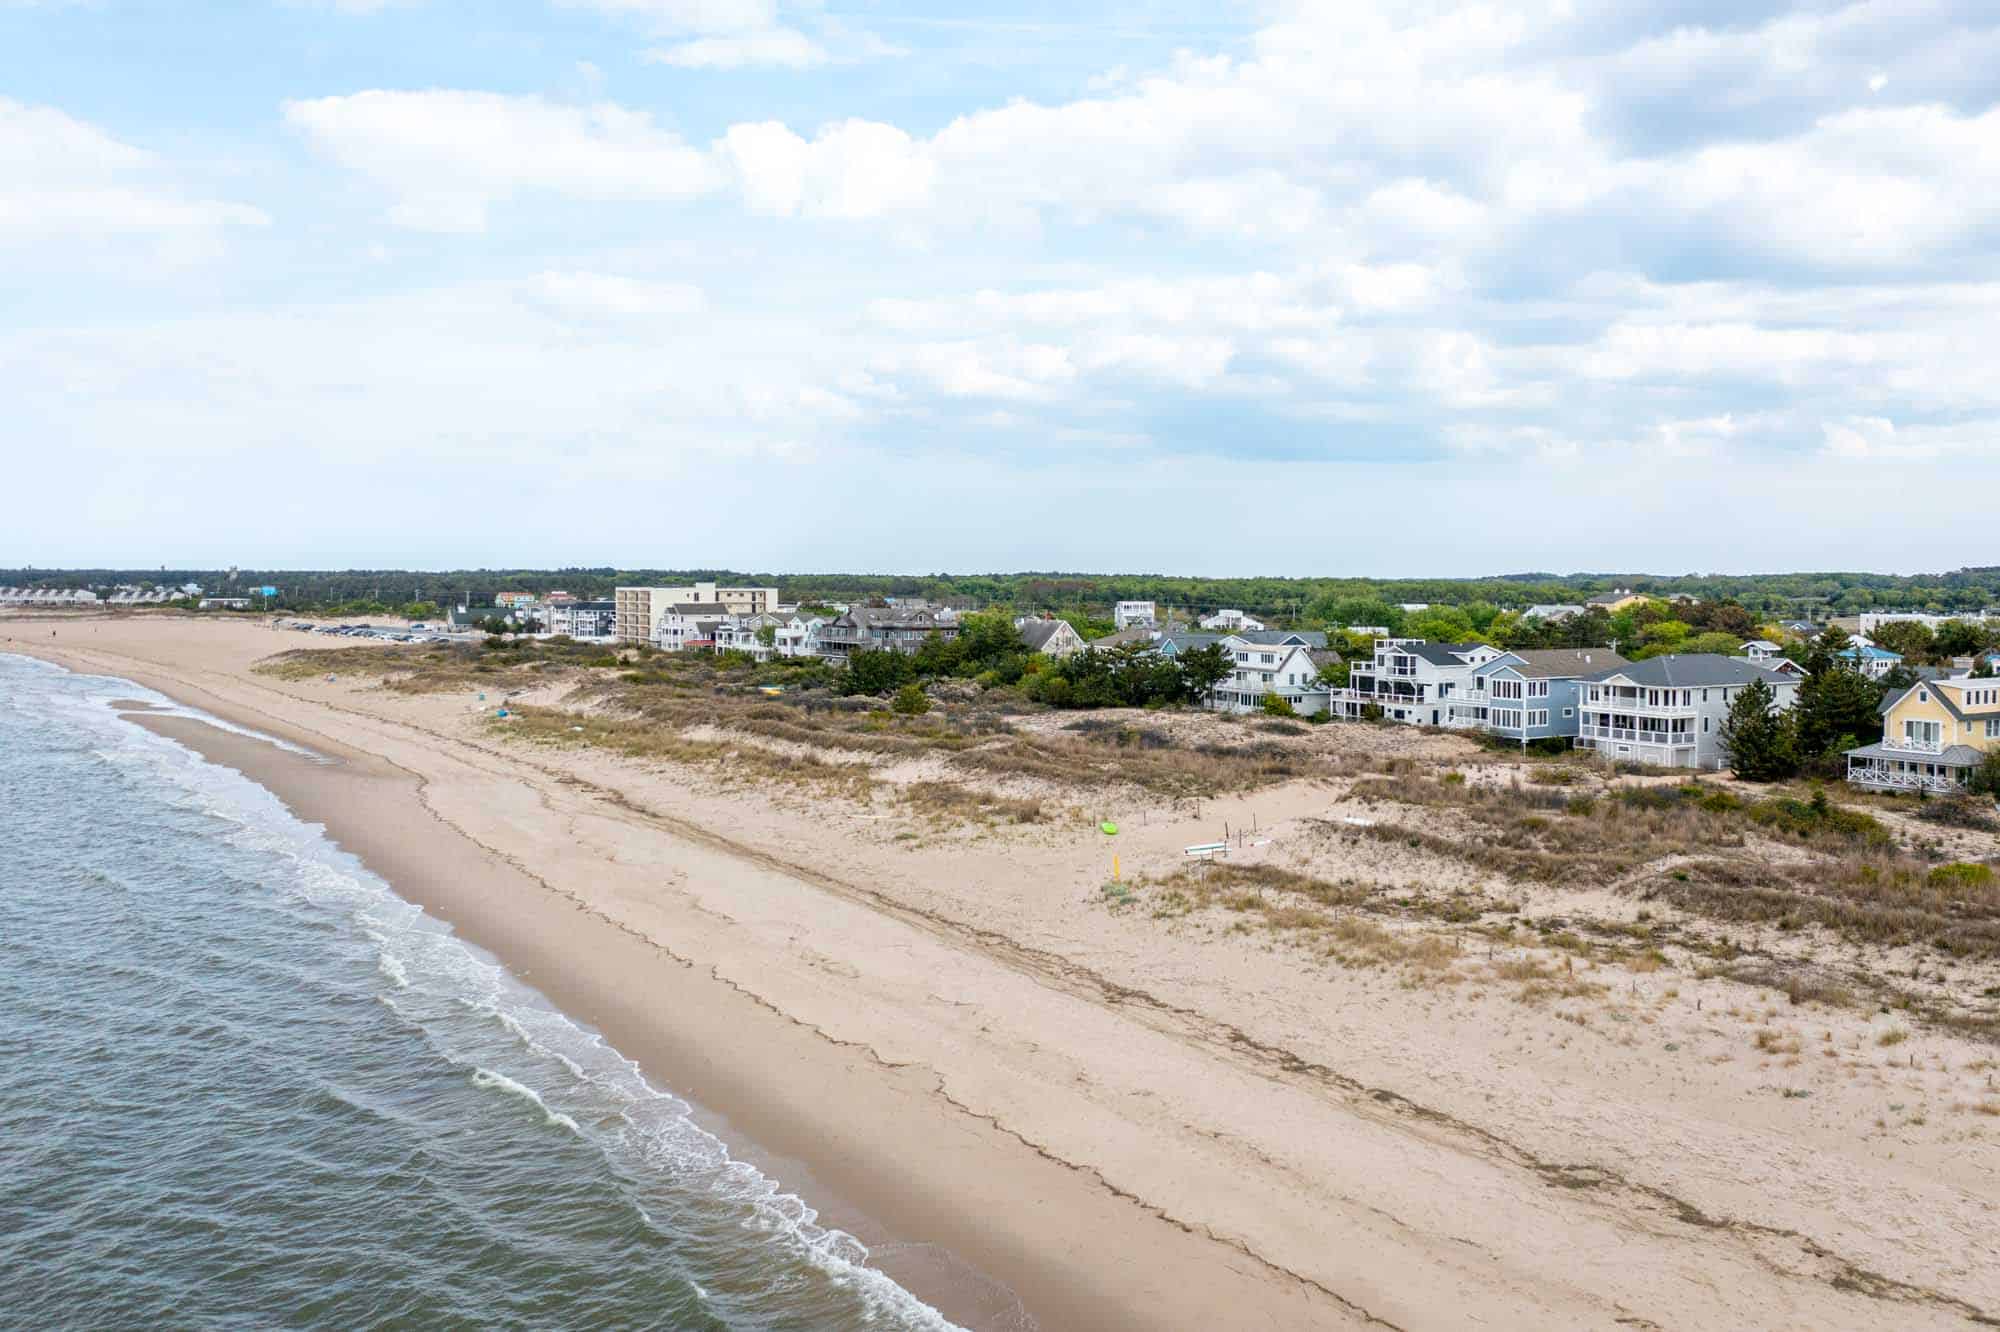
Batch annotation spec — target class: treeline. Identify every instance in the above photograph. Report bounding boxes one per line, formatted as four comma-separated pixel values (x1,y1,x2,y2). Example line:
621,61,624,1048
11,566,2000,622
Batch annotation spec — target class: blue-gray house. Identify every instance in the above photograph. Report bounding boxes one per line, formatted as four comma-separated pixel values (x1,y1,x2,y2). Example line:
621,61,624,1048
1445,647,1629,743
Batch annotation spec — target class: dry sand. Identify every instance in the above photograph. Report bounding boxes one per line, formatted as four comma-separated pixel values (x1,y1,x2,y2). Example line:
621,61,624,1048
9,613,1999,1331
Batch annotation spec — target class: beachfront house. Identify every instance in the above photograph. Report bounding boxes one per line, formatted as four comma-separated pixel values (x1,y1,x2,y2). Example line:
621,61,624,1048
1332,639,1505,726
1575,655,1801,770
1017,618,1087,659
1446,648,1627,744
655,604,726,653
772,615,824,659
815,606,961,662
1844,677,2000,794
1208,641,1331,716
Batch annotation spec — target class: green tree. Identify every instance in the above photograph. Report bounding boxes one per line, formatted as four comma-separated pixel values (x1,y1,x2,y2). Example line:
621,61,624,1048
843,649,912,695
1260,691,1297,717
890,682,931,715
1719,677,1798,781
1794,663,1884,761
755,623,778,647
1870,619,1933,661
1968,751,2000,798
1177,643,1233,704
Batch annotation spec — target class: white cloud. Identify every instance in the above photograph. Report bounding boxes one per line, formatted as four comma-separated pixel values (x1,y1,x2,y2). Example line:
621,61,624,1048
645,28,825,69
283,91,720,231
716,119,933,218
0,98,268,239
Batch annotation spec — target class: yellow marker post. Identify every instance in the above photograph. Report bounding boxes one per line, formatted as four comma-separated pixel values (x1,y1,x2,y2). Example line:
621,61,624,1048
1113,855,1121,882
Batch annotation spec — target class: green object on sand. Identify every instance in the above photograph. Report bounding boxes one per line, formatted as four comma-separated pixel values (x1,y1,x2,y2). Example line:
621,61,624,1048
1100,821,1118,835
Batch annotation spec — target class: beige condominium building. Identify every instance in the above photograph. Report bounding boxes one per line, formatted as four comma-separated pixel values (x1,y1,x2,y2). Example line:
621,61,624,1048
614,582,781,643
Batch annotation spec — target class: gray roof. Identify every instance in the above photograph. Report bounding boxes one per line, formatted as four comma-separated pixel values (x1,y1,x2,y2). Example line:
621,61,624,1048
1397,641,1487,666
1017,620,1072,651
1844,741,1984,766
1089,626,1158,649
1499,648,1629,679
1585,654,1794,688
1234,629,1328,648
1521,603,1585,619
1156,631,1227,653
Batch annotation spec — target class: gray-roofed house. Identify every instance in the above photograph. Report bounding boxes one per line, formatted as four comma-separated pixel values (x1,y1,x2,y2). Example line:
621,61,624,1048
815,605,961,662
1447,648,1629,744
1334,638,1506,726
1017,617,1086,659
1521,604,1586,622
1228,629,1329,649
1576,654,1801,770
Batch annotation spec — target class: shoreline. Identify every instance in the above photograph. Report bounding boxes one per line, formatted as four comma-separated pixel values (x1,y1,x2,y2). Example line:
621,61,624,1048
13,642,1342,1332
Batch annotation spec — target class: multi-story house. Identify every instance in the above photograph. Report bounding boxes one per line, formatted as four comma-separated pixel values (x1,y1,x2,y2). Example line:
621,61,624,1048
713,613,784,658
1446,648,1627,744
1199,608,1265,632
1208,642,1332,715
1521,603,1585,622
816,606,961,662
546,599,615,639
1333,639,1504,726
1575,655,1801,770
615,582,782,642
773,615,824,659
1845,677,2000,794
655,604,726,653
1740,640,1783,662
1114,600,1157,630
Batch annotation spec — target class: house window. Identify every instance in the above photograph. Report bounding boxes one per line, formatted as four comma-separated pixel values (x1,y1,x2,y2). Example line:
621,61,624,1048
1988,720,2000,739
1905,719,1942,746
1563,707,1574,718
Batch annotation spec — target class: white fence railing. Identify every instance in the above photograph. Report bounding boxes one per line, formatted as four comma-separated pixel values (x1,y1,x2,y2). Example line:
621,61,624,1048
1578,724,1696,747
1846,764,1960,793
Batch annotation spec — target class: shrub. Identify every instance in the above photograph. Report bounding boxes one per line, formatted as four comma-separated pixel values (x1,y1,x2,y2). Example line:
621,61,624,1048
890,683,931,716
1928,862,1997,892
1260,692,1298,718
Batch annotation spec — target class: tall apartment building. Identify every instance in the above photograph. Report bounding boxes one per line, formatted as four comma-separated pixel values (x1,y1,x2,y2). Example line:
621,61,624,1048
614,582,781,643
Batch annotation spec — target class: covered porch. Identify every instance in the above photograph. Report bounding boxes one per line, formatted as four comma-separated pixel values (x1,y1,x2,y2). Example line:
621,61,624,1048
1843,742,1981,794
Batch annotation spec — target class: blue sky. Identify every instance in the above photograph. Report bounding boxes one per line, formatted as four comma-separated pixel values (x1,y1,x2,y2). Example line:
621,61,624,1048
6,0,2000,576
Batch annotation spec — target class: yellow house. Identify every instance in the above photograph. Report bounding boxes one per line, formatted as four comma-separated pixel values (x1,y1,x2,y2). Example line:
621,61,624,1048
1845,677,2000,793
1585,589,1652,614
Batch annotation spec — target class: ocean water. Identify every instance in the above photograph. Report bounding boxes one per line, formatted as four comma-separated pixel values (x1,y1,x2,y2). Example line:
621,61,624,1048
0,654,958,1330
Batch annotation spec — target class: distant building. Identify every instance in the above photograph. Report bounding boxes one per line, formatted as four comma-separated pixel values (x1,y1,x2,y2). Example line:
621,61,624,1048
655,604,727,653
1576,655,1801,770
615,582,781,643
1586,589,1650,614
1017,618,1087,659
198,598,252,610
1113,600,1157,630
1740,639,1783,662
494,592,537,609
1198,608,1265,632
1838,644,1904,680
1521,604,1585,622
546,599,615,639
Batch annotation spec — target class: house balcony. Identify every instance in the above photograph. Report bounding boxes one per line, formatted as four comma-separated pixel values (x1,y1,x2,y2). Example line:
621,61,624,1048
1578,722,1697,749
1880,736,1945,755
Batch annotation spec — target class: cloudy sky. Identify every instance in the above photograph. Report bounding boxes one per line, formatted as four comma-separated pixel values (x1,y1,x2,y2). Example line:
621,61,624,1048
6,1,1998,576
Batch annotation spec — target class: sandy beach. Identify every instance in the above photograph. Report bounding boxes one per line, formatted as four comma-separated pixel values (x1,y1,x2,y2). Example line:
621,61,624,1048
9,613,1999,1330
